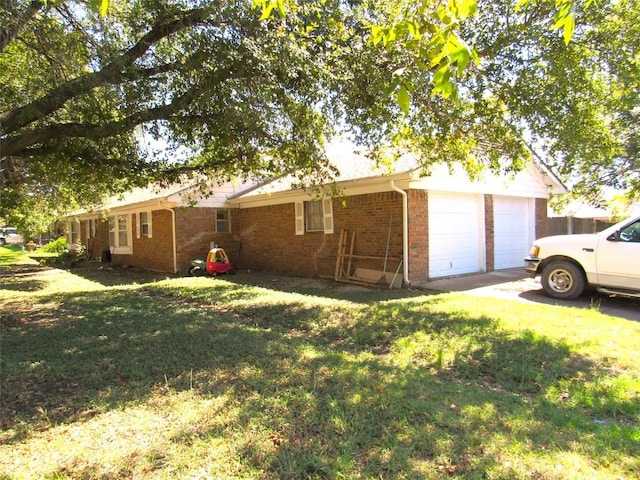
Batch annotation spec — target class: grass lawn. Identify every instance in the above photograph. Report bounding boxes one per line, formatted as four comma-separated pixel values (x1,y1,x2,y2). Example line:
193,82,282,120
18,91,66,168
1,247,638,479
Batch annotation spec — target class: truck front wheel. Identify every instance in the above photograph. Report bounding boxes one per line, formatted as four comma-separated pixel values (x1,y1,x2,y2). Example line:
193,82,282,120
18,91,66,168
541,261,585,300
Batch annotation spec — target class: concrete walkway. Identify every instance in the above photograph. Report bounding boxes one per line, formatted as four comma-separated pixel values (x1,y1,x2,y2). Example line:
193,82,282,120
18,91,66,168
416,268,640,322
417,268,532,293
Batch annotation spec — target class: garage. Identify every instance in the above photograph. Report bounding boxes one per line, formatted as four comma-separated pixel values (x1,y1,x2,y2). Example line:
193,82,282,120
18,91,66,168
493,196,533,269
428,192,484,278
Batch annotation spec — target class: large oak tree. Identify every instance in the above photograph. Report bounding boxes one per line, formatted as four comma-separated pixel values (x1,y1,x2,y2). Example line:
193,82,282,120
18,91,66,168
1,0,638,233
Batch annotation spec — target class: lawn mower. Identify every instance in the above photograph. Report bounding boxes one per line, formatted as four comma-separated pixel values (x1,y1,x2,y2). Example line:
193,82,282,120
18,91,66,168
188,247,235,276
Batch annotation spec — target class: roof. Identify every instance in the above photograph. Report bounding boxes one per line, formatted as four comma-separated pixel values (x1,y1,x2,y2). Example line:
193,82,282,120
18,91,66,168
66,178,255,219
235,142,419,199
231,141,567,206
65,140,567,217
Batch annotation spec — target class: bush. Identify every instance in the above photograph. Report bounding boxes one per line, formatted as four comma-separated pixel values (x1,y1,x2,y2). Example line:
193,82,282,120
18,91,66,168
40,237,67,254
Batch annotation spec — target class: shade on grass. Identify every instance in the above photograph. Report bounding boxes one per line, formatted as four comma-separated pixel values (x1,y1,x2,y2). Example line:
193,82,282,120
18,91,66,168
1,267,638,479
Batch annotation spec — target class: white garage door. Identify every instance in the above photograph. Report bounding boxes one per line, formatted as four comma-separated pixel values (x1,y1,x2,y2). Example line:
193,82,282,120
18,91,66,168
494,197,532,269
429,193,484,278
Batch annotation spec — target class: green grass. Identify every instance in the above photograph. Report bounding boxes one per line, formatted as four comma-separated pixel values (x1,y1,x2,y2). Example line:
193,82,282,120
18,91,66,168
1,247,639,479
0,244,34,266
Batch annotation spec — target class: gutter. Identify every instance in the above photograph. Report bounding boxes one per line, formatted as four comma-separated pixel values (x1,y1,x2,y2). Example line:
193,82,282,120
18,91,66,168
390,180,411,286
162,205,178,274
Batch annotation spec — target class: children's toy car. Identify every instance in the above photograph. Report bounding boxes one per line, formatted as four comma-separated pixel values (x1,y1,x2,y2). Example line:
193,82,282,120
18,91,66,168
188,248,235,276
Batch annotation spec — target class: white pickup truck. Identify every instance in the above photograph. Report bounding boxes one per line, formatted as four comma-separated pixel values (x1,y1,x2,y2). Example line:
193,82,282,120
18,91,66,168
525,216,640,299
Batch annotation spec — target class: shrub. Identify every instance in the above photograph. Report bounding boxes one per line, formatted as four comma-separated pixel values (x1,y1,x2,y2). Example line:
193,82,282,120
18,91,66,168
41,237,67,254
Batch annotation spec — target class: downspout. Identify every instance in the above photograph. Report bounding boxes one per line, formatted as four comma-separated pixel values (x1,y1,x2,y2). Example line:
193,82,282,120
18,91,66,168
164,207,178,274
390,180,411,286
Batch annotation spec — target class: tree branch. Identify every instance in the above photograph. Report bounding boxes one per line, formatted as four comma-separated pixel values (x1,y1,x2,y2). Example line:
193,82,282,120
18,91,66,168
0,0,45,53
2,107,175,157
0,6,213,136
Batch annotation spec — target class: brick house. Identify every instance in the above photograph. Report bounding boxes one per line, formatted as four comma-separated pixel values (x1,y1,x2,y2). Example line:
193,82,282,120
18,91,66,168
64,146,565,284
64,181,247,275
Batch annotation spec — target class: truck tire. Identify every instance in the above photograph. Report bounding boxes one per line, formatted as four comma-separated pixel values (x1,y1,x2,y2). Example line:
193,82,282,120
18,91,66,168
541,260,586,300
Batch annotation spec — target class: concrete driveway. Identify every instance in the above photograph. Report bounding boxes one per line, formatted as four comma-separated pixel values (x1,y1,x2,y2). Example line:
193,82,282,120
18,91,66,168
419,269,640,322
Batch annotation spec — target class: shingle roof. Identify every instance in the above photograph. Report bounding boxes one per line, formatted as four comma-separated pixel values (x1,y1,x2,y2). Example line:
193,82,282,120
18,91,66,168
236,142,419,198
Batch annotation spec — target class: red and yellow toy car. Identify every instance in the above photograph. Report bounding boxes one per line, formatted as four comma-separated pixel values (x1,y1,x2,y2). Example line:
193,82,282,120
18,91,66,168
188,248,235,276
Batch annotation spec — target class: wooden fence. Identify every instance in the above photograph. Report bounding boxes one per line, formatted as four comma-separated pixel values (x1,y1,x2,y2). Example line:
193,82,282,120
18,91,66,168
548,217,615,236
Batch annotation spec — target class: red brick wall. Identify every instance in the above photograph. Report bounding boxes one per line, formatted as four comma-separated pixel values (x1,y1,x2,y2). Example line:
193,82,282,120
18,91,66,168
237,192,404,278
407,190,428,283
84,193,551,277
175,207,242,274
109,211,174,272
79,219,111,261
98,207,241,274
132,210,175,272
484,194,495,272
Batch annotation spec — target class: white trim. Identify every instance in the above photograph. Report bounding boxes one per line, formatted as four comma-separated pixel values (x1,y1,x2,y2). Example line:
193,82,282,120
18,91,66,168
295,202,304,235
137,211,153,239
67,220,81,249
322,198,334,234
390,180,410,285
109,214,133,255
228,173,413,209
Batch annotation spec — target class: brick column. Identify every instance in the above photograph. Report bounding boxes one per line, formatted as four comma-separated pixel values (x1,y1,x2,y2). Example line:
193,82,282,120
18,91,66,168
407,190,429,283
484,194,495,272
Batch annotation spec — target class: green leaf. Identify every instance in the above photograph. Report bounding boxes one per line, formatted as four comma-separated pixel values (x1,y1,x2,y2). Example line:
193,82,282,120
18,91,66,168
382,78,401,99
258,2,274,21
370,25,383,46
88,0,109,17
385,27,398,45
552,7,575,45
397,85,411,114
456,51,470,75
562,11,575,45
408,21,421,40
99,0,109,17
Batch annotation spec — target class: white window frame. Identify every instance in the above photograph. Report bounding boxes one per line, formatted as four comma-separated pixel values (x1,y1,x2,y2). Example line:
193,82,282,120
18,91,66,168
216,209,230,233
68,220,80,247
305,200,324,232
108,214,133,254
137,211,153,238
295,199,334,235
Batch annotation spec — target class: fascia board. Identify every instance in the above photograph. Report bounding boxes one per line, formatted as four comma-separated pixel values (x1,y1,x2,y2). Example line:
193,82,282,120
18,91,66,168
64,199,178,221
526,162,567,195
227,172,413,208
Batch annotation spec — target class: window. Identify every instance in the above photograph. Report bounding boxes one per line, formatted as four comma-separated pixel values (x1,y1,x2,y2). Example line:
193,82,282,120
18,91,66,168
295,199,334,235
108,214,132,254
619,220,640,243
216,209,230,233
108,216,115,248
137,211,152,238
69,221,80,245
305,200,324,231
